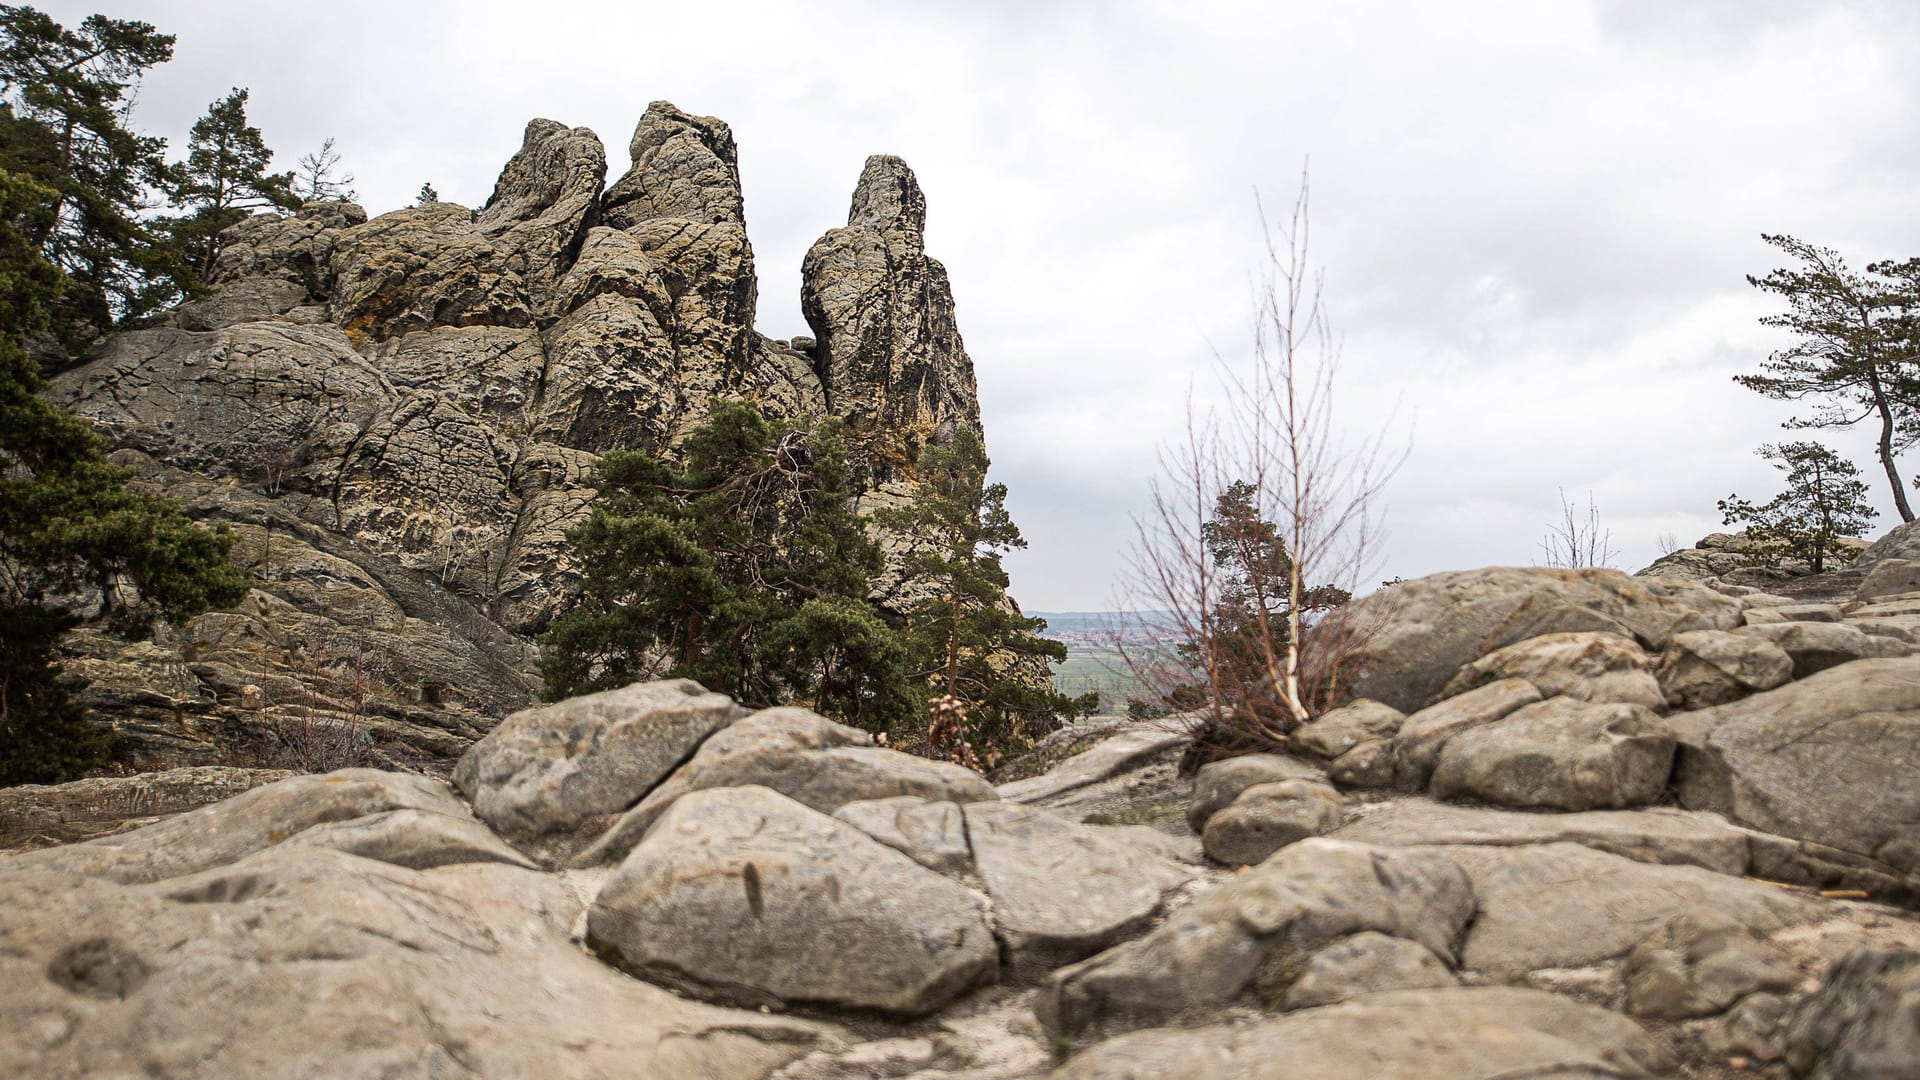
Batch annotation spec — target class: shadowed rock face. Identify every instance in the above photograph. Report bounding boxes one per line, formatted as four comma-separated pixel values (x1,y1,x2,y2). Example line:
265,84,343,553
47,104,1002,768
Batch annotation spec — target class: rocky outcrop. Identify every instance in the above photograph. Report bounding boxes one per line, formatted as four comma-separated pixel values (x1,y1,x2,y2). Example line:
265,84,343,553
801,155,982,490
45,102,1012,770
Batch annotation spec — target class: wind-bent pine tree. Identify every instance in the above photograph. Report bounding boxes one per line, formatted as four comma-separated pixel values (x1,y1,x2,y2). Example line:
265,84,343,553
1718,441,1876,574
1739,234,1920,523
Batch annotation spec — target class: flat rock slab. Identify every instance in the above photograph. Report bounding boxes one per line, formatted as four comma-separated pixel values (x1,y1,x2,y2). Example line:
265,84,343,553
2,770,498,884
1050,986,1673,1079
1430,697,1675,811
587,785,997,1015
1437,842,1825,977
576,707,998,865
997,725,1193,805
1037,839,1474,1039
834,796,972,874
0,845,836,1078
1733,621,1912,678
1329,797,1752,876
0,766,293,850
964,802,1190,981
453,679,745,834
1677,657,1920,877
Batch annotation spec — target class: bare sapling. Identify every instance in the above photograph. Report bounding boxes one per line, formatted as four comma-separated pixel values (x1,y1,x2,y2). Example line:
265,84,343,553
1118,175,1402,761
1537,488,1618,569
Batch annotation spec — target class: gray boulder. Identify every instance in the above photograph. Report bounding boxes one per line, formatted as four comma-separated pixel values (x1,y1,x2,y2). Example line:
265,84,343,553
1050,987,1672,1080
1437,630,1664,708
452,679,744,835
1655,628,1794,709
1676,657,1920,880
1186,751,1324,832
586,785,996,1015
1035,839,1474,1038
1199,778,1345,866
1392,677,1542,789
1338,567,1741,712
1326,736,1397,789
963,801,1189,981
1855,558,1920,602
1429,697,1675,811
574,706,998,865
1291,698,1404,760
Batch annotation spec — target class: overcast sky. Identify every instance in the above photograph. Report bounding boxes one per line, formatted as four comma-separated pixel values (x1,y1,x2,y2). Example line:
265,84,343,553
50,0,1920,610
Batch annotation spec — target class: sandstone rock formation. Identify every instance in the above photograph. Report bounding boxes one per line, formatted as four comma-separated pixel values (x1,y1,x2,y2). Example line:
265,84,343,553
46,102,1004,770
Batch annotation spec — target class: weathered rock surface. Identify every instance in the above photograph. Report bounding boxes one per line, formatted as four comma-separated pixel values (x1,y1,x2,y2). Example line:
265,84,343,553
1199,777,1345,866
1436,630,1665,708
1655,627,1794,709
0,845,834,1077
453,679,744,835
1676,657,1920,880
1282,931,1460,1009
1621,908,1800,1019
833,795,973,873
0,766,291,850
575,706,998,864
1784,946,1920,1080
1050,987,1673,1079
3,769,519,883
1441,842,1823,976
586,785,997,1015
1329,797,1753,875
1339,567,1741,712
1856,558,1920,602
1036,839,1474,1038
1429,697,1675,811
1391,676,1541,789
962,802,1189,981
1733,619,1912,676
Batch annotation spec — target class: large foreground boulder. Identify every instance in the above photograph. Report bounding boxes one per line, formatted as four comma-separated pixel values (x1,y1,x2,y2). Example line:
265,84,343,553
587,786,997,1015
0,845,835,1077
1785,947,1920,1080
1676,657,1920,878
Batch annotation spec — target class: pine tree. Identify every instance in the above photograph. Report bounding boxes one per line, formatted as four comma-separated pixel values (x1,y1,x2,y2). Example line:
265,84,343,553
1738,234,1920,522
1718,441,1876,574
0,5,186,358
877,428,1071,765
0,166,251,784
168,87,296,277
415,182,438,205
541,401,915,733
